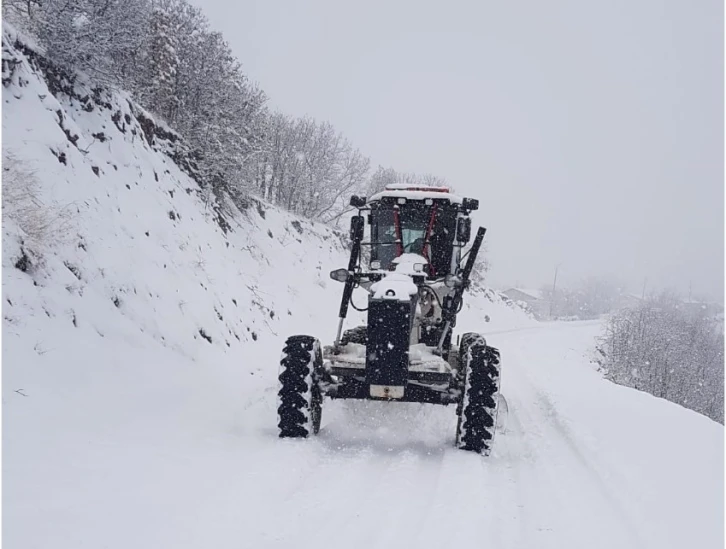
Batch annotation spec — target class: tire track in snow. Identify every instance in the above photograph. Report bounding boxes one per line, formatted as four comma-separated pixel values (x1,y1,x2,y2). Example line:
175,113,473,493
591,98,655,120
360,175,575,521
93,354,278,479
300,400,451,549
406,445,447,544
528,386,646,546
494,329,646,548
330,448,445,549
273,445,389,548
367,449,447,549
492,380,543,544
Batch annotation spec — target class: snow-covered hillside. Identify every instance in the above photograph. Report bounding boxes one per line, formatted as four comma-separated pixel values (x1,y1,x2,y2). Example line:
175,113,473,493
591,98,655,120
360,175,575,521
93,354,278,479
3,26,722,549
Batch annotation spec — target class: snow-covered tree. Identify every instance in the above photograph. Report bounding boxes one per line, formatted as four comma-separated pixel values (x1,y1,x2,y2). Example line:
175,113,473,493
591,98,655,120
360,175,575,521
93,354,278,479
598,292,724,423
145,6,179,120
366,166,399,195
7,0,462,229
252,115,369,222
24,0,150,89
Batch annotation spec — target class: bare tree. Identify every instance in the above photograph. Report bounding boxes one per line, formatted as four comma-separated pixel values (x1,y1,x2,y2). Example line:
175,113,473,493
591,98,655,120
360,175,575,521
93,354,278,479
366,166,451,196
253,115,369,222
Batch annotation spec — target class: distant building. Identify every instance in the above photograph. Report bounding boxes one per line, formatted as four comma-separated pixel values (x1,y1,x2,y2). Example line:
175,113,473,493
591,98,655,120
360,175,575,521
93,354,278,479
503,288,550,319
615,293,642,311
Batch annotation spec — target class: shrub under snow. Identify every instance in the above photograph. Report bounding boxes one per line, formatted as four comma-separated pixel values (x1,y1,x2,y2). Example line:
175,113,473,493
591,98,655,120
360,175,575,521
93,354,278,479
597,293,724,423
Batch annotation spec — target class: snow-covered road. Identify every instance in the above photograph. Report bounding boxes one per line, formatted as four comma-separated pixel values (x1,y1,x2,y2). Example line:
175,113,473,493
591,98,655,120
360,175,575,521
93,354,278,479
225,320,722,549
5,321,723,549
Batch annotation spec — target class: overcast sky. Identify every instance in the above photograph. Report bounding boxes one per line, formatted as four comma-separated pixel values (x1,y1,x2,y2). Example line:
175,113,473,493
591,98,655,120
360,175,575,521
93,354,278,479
192,0,723,300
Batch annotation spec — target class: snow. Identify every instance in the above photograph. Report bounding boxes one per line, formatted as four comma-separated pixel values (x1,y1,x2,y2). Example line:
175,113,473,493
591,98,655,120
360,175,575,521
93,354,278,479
390,252,428,274
392,252,428,266
368,188,464,204
507,287,544,300
331,343,449,374
3,29,724,549
384,183,451,191
369,273,418,301
369,256,423,300
407,343,449,372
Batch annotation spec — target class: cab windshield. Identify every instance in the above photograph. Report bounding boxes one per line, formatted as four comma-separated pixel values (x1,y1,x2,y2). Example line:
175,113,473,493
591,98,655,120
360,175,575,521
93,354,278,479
369,202,457,277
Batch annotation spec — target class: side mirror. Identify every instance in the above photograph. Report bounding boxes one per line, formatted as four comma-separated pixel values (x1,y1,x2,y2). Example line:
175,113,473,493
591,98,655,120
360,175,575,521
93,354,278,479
330,268,350,283
350,215,364,241
456,217,471,243
462,198,479,211
350,195,367,208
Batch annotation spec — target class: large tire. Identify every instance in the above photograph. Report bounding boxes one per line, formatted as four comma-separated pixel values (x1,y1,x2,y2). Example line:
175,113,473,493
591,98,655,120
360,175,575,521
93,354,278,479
455,334,501,454
458,332,480,361
454,332,479,415
277,335,323,438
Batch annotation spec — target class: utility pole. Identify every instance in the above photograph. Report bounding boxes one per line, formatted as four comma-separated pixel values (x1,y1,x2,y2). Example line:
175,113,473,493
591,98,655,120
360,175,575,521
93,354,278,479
641,277,648,301
549,263,561,319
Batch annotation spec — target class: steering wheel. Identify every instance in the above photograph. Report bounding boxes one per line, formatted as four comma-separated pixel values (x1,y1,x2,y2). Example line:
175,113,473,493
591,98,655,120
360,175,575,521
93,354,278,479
405,238,425,254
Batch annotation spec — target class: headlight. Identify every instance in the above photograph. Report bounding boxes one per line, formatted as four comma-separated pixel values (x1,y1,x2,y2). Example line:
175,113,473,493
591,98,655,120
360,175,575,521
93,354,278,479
371,260,381,270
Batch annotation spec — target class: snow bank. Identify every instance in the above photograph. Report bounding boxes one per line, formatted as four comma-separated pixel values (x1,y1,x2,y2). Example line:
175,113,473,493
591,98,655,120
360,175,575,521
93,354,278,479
488,321,724,549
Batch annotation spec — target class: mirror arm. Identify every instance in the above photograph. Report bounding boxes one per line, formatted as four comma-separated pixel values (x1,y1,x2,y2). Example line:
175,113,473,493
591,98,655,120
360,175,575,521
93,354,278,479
435,227,487,355
335,218,365,350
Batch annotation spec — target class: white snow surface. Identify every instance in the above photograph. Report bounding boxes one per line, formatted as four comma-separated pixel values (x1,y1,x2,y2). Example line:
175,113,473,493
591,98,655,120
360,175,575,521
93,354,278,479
512,287,544,300
3,29,724,549
369,256,423,300
368,188,464,204
370,273,418,300
392,252,428,266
